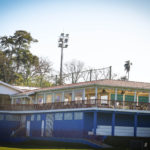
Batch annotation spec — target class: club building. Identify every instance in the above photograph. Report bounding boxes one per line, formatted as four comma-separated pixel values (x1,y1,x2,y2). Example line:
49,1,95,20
0,79,150,143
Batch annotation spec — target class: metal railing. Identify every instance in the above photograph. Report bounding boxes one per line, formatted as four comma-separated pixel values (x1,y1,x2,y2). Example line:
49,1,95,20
0,99,150,111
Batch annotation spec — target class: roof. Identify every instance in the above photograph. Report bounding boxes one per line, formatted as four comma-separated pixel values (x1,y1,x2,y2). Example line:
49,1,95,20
0,81,23,93
12,79,150,97
13,86,40,91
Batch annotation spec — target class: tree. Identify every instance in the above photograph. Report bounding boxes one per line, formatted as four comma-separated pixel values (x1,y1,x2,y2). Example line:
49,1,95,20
0,30,38,84
35,57,53,87
124,60,132,80
64,60,85,83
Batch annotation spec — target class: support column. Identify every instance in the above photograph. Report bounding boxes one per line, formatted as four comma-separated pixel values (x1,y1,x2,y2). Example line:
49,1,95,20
62,92,64,102
82,88,85,100
134,113,138,137
95,87,98,99
43,93,46,103
11,97,14,104
149,92,150,103
93,111,97,135
114,88,117,108
112,112,115,136
72,90,75,101
115,88,118,101
52,93,55,103
134,91,137,102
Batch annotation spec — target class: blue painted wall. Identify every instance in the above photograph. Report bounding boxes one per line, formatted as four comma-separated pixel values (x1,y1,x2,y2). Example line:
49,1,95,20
138,115,150,127
115,114,134,126
53,112,84,138
97,112,112,125
84,112,93,135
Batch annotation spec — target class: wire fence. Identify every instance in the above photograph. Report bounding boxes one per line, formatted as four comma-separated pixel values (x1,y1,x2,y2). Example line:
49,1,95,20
49,66,112,85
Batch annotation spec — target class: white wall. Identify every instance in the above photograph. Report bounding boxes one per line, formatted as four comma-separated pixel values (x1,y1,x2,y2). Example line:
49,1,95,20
115,126,134,136
96,125,112,136
137,127,150,137
0,84,19,95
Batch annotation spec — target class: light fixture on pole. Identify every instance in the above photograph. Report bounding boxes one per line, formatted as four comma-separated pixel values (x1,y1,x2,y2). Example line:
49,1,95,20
58,33,69,85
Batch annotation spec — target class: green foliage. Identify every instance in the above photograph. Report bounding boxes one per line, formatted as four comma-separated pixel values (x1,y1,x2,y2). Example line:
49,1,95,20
0,30,52,87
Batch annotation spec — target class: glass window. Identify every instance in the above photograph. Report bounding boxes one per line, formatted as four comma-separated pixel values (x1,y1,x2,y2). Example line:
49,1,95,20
37,94,44,104
54,93,62,102
37,114,41,121
85,87,95,100
46,94,52,103
74,112,83,120
64,112,72,120
64,91,72,102
74,89,83,101
55,113,63,120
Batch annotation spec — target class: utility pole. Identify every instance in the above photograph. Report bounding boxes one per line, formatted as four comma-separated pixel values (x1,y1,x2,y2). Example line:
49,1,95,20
58,33,69,85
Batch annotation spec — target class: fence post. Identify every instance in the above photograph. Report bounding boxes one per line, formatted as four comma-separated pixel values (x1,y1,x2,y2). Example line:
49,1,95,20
109,66,112,80
55,75,57,85
72,73,74,84
90,69,92,81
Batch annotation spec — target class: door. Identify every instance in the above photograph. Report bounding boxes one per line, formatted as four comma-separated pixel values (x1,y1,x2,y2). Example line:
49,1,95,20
41,120,44,136
45,114,54,137
26,121,30,136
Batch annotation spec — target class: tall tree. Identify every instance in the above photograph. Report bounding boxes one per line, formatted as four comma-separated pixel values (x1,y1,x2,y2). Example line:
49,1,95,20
124,60,132,80
0,30,38,84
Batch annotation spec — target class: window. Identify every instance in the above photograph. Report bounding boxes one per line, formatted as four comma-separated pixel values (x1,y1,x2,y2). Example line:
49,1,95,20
46,94,52,103
37,114,41,121
64,112,72,120
55,113,63,120
74,112,83,120
0,114,4,120
74,89,83,101
64,91,72,102
37,94,44,104
54,93,62,102
31,115,34,121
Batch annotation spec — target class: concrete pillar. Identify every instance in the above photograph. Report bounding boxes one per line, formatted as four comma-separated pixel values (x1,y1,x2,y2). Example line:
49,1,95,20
115,88,118,101
95,87,98,99
82,88,85,100
112,112,115,136
72,90,75,101
134,91,137,102
43,93,46,103
52,93,55,103
134,113,138,137
11,97,14,104
93,111,97,135
62,92,64,102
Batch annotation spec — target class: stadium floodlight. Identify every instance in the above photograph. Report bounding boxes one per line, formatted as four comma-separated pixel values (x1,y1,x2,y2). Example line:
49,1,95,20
58,33,69,85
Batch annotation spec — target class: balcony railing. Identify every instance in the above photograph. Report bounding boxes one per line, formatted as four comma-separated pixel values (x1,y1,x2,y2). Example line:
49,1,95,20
0,99,150,111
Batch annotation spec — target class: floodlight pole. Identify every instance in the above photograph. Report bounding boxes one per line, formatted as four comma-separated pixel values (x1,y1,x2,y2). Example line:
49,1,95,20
58,33,69,85
60,46,63,85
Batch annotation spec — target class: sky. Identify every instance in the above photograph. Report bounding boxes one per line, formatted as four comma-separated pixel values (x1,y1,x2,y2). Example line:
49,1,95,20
0,0,150,82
